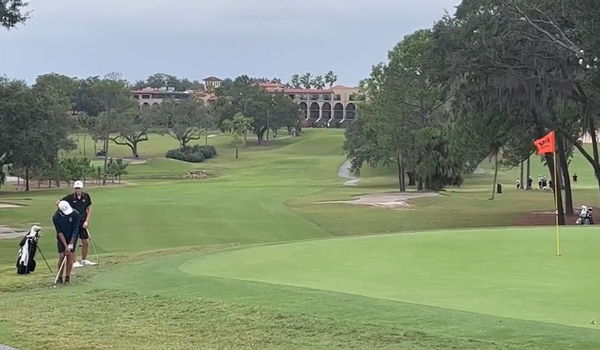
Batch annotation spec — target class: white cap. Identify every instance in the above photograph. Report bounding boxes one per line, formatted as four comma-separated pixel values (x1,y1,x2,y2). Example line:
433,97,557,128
58,200,74,215
73,180,84,189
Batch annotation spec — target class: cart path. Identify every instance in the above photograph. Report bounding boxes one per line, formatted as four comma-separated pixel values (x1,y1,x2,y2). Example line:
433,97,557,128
338,160,361,186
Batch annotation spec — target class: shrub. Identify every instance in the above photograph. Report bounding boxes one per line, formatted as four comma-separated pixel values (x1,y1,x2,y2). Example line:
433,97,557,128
165,145,217,163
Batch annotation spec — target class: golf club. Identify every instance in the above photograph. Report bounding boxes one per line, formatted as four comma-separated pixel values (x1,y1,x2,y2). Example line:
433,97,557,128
87,228,99,265
36,245,53,274
53,256,67,287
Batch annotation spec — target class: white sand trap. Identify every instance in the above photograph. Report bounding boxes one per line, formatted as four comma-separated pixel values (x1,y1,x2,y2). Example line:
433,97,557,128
0,225,23,239
128,159,148,165
321,192,439,209
0,203,22,209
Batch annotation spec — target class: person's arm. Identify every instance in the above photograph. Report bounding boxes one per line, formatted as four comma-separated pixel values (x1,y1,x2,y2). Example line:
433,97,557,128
58,232,69,253
83,194,93,228
71,214,81,240
84,206,93,227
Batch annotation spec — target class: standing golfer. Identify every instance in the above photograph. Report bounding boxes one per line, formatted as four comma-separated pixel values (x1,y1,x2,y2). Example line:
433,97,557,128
62,180,96,267
53,201,80,284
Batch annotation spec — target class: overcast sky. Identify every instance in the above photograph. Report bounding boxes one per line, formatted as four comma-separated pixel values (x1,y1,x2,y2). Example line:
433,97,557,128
0,0,459,85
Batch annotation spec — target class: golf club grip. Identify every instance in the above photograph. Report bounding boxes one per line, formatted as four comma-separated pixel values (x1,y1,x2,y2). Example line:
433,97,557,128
54,256,67,284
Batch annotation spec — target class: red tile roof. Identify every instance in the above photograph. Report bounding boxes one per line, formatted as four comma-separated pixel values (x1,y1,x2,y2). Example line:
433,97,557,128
283,88,333,94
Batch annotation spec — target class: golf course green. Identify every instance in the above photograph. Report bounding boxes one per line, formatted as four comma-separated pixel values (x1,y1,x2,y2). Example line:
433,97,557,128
1,129,600,349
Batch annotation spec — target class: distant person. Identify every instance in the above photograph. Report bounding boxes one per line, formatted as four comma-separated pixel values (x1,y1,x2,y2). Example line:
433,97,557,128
0,168,5,186
542,176,548,189
538,176,543,190
516,178,521,190
61,181,96,267
573,173,578,183
53,201,80,284
527,176,533,190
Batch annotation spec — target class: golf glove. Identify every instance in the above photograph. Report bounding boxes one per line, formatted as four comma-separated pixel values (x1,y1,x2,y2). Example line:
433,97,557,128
67,244,74,251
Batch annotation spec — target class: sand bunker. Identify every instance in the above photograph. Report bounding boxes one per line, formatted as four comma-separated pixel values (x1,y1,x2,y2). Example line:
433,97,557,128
0,203,22,209
321,192,439,209
0,225,23,239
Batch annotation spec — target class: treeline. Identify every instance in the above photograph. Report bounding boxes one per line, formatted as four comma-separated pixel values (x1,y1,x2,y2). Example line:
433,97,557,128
345,0,600,225
0,72,304,190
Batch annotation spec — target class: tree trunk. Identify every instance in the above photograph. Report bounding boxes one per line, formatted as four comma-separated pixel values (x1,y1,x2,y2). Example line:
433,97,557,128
545,152,565,225
83,134,87,156
563,132,600,198
526,155,531,190
102,138,109,186
558,134,574,215
25,167,30,192
235,147,239,159
407,172,416,186
396,153,405,192
490,152,499,200
589,117,600,180
48,179,52,188
127,143,139,158
417,177,424,191
205,133,208,146
519,160,524,191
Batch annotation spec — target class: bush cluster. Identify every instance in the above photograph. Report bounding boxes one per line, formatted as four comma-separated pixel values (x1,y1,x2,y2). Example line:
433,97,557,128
165,145,217,163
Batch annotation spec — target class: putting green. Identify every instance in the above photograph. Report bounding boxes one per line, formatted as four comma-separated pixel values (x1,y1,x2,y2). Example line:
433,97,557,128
180,226,600,328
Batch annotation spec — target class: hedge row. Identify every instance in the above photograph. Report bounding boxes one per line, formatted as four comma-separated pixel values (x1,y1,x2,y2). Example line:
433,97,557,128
165,145,217,163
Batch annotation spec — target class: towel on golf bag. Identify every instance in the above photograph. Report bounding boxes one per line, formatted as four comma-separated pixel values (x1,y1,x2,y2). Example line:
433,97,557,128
16,226,42,275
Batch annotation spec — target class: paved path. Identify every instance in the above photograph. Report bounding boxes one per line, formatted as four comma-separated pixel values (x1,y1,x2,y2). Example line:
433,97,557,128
338,160,361,186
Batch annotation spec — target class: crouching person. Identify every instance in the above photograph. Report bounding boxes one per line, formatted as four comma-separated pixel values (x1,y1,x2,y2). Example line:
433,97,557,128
53,200,80,284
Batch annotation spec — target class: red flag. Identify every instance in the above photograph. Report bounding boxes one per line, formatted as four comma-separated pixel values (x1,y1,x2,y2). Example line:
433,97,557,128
534,131,556,155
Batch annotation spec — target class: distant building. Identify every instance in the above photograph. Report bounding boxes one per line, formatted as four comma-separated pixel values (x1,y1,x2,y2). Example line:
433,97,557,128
257,83,362,127
132,88,191,108
203,76,223,90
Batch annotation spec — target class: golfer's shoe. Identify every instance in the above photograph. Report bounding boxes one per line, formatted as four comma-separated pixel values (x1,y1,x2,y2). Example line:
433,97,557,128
64,276,70,284
82,259,97,266
73,261,84,268
57,277,63,284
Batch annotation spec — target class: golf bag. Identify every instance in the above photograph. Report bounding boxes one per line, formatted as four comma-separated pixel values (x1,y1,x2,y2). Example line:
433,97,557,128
576,206,594,225
16,225,43,274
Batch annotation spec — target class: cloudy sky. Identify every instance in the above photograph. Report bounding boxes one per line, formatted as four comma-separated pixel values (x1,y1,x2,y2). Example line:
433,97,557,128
0,0,459,85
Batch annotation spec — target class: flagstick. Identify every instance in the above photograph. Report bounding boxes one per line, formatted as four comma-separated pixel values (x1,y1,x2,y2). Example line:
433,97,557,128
554,150,561,256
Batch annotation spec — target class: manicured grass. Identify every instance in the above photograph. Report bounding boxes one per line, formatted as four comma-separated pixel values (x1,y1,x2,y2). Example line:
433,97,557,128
2,129,600,349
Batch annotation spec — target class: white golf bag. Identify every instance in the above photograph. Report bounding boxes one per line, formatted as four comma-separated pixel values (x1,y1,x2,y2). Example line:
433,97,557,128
16,225,43,274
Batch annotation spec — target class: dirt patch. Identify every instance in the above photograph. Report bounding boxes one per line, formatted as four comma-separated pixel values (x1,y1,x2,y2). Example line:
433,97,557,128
320,192,439,209
511,211,585,226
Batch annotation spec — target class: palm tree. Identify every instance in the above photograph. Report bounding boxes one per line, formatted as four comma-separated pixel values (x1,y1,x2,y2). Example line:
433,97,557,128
325,71,338,87
299,73,312,89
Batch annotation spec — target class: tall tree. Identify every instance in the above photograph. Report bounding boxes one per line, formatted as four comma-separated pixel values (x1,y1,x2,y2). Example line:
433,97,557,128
290,74,301,88
299,73,312,89
310,75,325,89
0,79,75,191
1,0,28,29
222,113,252,159
156,99,212,150
324,71,338,87
89,76,135,185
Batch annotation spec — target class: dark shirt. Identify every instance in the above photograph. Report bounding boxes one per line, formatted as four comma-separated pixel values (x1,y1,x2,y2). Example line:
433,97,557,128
52,210,81,242
62,192,92,222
